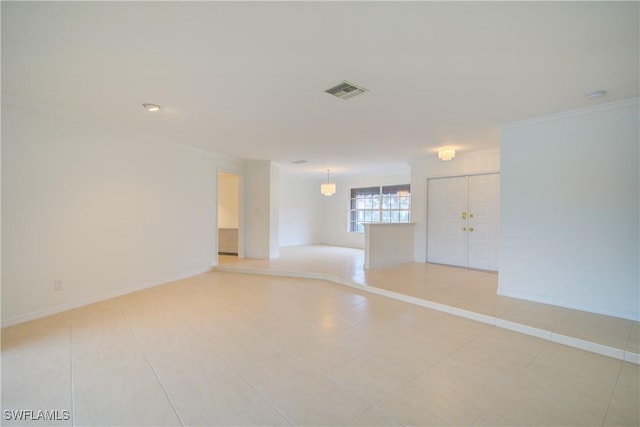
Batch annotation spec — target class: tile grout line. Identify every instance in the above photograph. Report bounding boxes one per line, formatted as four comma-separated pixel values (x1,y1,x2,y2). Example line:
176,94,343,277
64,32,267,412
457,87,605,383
345,403,408,427
68,313,76,427
623,321,637,358
280,296,443,418
119,309,186,427
343,405,376,425
475,334,553,423
374,325,500,426
220,303,412,426
186,322,297,427
222,362,296,427
359,326,485,426
601,360,625,427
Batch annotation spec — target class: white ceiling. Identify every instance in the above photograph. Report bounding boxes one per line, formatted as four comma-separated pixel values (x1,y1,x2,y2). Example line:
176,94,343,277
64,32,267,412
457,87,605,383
3,1,638,178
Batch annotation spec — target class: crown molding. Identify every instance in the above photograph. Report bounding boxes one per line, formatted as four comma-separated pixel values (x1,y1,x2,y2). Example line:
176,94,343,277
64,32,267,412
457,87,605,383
2,95,242,164
501,97,640,130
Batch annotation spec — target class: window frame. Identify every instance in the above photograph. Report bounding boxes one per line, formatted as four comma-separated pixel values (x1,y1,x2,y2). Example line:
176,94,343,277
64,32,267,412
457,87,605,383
348,184,411,233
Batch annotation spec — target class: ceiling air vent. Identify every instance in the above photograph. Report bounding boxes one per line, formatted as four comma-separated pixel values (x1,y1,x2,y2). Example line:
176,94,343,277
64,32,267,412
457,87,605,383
325,81,368,100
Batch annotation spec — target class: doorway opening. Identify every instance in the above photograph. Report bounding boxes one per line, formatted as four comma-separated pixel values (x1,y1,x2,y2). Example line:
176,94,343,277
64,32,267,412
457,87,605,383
218,171,240,257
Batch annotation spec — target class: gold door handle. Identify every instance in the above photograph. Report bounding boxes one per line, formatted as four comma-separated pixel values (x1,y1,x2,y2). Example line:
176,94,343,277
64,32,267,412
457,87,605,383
461,212,467,219
469,213,474,218
462,227,467,231
468,227,474,232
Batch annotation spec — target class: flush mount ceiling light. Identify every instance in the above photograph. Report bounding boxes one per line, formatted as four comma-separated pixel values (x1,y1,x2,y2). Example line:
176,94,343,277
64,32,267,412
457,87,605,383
438,146,456,161
325,81,368,100
320,169,336,196
587,90,606,99
142,103,162,112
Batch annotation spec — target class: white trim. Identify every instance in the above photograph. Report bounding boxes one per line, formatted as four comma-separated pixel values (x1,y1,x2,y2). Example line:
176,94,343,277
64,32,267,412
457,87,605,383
625,351,640,364
497,288,640,322
448,306,496,326
1,267,213,328
495,319,552,340
551,333,624,360
425,169,500,181
502,97,640,130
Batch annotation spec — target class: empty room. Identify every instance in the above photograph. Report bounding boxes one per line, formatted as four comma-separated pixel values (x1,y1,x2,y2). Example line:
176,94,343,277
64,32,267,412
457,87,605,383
2,1,639,426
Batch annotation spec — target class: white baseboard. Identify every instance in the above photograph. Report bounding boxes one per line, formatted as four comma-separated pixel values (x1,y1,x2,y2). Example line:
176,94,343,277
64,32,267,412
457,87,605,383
497,288,640,322
1,267,213,328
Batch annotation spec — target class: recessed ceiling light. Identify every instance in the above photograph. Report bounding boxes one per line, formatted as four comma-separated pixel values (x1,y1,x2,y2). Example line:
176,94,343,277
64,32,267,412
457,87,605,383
587,90,606,99
292,160,308,164
142,103,162,112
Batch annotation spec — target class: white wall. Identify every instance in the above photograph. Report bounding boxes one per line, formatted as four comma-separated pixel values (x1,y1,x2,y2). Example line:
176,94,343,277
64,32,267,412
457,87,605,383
1,102,244,326
321,173,411,249
364,223,415,268
279,174,323,246
244,160,279,259
410,149,500,262
499,99,639,320
269,163,280,258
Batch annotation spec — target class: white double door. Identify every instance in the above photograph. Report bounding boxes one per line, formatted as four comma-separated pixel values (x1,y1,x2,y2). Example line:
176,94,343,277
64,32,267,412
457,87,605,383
427,173,499,271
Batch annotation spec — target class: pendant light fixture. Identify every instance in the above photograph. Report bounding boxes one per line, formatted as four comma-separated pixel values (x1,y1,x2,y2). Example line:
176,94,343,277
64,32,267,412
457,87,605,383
320,169,336,196
438,146,456,161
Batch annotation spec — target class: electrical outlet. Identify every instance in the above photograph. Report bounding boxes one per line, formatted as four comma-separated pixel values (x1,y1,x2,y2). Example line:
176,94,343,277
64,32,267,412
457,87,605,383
54,280,64,292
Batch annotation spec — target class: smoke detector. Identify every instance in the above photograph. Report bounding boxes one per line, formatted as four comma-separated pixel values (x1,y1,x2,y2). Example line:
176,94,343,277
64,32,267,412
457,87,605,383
325,81,368,100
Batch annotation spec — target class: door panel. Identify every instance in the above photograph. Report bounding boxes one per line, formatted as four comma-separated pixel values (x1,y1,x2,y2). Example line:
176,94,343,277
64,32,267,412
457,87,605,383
427,174,499,271
427,176,468,267
468,174,499,270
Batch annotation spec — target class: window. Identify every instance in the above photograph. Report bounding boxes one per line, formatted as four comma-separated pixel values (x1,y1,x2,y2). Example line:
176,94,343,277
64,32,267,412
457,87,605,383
349,184,411,233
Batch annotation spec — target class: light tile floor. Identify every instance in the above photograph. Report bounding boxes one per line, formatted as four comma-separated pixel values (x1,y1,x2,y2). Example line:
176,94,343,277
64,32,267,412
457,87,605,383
216,245,640,361
1,247,638,426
